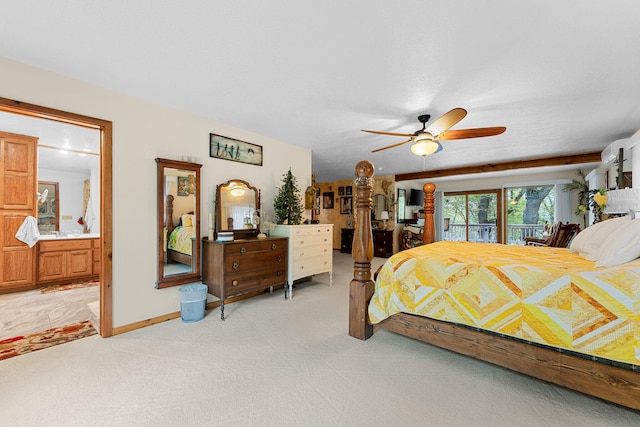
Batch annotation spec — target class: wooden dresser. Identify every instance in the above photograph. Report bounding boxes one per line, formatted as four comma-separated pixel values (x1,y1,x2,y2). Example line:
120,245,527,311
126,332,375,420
270,224,333,298
340,228,354,253
372,229,394,258
202,237,287,319
341,227,393,258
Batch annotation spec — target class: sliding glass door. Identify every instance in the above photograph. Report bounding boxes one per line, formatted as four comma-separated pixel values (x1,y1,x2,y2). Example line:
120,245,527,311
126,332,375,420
443,190,501,243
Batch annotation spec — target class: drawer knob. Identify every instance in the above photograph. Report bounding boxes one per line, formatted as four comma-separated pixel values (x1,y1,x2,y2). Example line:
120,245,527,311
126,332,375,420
300,240,304,245
277,256,282,262
232,262,239,269
240,247,246,254
277,271,282,276
232,280,238,286
271,244,277,250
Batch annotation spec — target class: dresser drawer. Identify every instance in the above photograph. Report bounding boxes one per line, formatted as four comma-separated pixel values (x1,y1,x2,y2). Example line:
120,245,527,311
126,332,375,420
224,249,286,272
292,234,330,248
291,254,332,279
292,244,331,261
289,225,332,237
224,266,287,296
224,239,287,256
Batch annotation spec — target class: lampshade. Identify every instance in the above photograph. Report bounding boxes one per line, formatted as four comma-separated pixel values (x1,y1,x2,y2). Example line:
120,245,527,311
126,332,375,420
410,138,443,156
379,211,389,220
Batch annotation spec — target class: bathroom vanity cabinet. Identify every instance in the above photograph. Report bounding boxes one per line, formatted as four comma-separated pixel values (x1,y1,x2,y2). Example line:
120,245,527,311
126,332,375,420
37,238,99,285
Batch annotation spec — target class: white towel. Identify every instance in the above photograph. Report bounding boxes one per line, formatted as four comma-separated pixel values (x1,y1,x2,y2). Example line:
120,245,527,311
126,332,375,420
15,215,40,248
84,195,96,232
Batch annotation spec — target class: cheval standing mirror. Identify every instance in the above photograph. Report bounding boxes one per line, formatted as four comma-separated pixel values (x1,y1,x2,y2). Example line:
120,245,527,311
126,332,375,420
155,158,202,288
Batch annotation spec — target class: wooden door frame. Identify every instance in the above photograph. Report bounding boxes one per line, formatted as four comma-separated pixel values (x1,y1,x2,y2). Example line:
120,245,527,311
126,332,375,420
0,97,113,337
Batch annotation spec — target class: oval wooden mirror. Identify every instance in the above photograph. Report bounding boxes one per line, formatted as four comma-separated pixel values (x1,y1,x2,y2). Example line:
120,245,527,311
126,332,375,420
216,179,260,240
155,158,202,288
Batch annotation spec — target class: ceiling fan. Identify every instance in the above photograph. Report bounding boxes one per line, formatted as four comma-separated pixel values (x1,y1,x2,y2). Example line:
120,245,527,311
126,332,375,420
362,108,506,156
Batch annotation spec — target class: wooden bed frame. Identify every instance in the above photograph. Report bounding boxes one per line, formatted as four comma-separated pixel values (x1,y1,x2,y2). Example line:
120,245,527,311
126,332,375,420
165,194,196,269
348,160,640,410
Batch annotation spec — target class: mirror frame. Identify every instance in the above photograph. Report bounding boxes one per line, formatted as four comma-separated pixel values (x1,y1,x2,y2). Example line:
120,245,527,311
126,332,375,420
155,158,202,289
37,181,59,234
216,179,260,240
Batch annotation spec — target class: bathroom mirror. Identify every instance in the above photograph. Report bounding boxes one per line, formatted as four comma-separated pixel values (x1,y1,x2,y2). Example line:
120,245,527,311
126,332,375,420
156,158,202,289
216,179,260,240
373,193,386,220
37,181,59,234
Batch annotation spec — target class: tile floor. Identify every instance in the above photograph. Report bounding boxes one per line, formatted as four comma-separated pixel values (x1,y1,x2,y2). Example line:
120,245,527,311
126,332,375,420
0,285,99,340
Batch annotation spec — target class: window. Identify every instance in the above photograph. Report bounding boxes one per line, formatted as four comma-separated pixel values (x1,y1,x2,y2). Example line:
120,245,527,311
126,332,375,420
505,185,555,244
443,190,501,243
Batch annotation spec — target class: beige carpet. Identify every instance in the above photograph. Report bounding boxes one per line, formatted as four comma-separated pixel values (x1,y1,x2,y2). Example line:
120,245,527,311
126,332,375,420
1,253,638,426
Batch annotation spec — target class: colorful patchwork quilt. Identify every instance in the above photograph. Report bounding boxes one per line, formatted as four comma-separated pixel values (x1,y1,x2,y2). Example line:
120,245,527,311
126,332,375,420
369,241,640,366
168,225,194,255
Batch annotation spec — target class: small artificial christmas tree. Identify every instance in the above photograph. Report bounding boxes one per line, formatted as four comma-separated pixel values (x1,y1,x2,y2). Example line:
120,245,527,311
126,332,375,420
273,168,305,225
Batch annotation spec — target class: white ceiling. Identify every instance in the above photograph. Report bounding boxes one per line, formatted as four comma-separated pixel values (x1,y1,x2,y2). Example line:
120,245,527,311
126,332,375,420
1,1,640,182
0,111,100,174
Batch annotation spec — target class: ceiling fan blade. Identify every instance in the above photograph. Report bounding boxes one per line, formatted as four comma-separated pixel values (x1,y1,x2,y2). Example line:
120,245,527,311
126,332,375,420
371,139,412,153
437,126,506,140
425,108,467,136
362,129,414,137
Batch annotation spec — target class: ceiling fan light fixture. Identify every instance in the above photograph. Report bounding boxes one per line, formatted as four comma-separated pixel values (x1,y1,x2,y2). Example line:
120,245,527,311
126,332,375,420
410,140,443,157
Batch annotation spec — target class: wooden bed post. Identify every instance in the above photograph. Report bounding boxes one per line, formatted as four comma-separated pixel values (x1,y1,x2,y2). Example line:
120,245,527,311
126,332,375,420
349,160,375,340
422,182,436,244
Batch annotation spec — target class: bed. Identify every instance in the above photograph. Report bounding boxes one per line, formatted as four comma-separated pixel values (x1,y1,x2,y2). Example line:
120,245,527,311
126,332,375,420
165,194,197,269
348,160,640,410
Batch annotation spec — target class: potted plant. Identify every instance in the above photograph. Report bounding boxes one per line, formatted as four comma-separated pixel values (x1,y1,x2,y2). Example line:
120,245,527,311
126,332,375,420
273,168,305,225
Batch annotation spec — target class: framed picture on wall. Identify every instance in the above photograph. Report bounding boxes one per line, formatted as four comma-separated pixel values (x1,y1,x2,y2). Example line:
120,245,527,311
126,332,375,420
177,176,190,196
323,192,334,209
209,133,263,166
340,196,352,214
338,186,345,196
345,186,352,195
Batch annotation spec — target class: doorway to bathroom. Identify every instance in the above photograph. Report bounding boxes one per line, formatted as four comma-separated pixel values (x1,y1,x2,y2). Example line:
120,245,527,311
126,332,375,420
0,97,113,337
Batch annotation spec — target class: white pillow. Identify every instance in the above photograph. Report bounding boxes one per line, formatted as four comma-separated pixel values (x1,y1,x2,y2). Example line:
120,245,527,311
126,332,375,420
595,218,640,267
570,216,630,260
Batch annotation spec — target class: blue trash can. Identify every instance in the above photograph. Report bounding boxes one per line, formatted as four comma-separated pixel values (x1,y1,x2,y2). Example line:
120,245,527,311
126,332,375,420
179,284,208,323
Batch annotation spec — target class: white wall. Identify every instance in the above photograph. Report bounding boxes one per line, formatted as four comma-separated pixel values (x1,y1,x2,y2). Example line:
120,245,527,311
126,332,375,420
0,57,312,328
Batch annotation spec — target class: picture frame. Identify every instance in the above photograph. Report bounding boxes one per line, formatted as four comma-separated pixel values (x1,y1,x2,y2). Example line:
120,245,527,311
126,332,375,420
177,176,190,196
340,196,352,214
338,186,345,196
345,186,352,196
323,192,334,209
210,133,263,166
314,196,321,216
